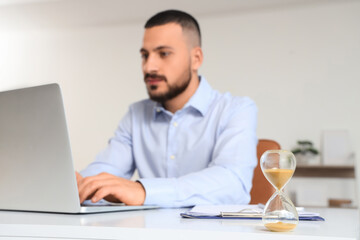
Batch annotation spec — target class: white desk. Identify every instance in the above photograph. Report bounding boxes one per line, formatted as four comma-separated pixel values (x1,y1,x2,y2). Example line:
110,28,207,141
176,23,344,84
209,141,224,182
0,207,358,240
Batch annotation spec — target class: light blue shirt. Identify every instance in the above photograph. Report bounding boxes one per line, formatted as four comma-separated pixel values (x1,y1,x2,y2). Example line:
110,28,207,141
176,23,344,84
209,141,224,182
81,76,258,207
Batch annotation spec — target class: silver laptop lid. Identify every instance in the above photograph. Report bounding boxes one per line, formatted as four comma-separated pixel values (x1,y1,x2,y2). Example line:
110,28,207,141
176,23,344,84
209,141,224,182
0,84,81,213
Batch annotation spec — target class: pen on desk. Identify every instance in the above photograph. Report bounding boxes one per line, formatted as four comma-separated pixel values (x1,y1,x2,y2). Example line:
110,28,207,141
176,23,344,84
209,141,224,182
258,203,304,212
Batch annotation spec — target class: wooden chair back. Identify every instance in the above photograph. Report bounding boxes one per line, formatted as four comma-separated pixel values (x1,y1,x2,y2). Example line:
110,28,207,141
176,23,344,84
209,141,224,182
250,139,281,204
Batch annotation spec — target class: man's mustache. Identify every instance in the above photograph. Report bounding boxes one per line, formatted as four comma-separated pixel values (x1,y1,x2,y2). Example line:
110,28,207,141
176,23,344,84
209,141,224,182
144,73,167,82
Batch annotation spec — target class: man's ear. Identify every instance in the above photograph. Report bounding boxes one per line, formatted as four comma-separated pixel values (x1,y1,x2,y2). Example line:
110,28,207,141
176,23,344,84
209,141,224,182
191,47,203,71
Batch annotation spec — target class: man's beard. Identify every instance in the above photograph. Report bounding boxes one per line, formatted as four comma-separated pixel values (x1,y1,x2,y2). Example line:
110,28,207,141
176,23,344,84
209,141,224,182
145,68,192,103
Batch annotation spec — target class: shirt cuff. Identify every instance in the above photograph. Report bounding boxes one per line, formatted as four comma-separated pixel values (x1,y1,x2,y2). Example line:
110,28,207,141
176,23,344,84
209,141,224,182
138,178,177,207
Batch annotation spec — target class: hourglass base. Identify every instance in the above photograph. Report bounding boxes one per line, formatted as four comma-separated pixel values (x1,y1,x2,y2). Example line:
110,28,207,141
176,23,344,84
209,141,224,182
264,222,297,232
262,192,299,232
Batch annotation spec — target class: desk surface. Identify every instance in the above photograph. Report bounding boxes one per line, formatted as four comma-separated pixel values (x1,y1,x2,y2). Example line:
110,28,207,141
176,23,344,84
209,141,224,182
0,207,359,240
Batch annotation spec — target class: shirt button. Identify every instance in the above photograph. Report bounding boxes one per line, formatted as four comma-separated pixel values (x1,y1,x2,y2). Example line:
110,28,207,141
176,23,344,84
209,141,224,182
170,155,175,160
156,108,161,112
173,122,178,127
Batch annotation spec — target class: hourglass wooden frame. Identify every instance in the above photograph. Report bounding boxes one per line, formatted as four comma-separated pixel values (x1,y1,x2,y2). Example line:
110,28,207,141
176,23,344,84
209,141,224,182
260,150,299,232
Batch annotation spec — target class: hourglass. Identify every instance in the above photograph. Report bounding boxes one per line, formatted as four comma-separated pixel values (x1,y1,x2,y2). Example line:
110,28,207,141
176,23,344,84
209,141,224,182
260,150,298,232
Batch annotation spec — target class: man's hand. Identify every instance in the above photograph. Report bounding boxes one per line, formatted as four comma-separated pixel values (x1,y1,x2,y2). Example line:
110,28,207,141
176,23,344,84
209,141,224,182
75,172,146,206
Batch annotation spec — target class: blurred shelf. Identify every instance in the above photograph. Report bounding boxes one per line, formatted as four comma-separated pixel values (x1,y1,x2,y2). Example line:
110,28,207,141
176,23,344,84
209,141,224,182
294,165,355,178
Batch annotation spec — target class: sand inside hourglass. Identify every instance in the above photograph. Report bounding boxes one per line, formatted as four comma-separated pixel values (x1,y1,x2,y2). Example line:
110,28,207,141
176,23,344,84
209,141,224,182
264,222,297,232
263,168,294,190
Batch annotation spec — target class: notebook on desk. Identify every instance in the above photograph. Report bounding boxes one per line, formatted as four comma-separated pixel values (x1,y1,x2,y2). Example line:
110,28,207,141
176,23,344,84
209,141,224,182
181,205,325,221
0,84,157,214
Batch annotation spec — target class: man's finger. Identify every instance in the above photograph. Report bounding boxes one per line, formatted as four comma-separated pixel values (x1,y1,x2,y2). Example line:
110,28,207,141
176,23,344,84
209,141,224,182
79,178,119,203
92,180,145,206
75,172,83,184
77,173,113,193
78,179,102,203
91,185,118,203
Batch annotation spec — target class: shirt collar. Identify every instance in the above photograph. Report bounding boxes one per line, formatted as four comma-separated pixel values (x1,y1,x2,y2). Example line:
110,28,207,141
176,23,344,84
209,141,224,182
152,102,165,119
184,76,212,116
152,75,213,118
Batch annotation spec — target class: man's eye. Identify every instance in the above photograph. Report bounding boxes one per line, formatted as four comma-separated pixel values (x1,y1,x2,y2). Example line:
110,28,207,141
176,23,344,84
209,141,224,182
141,53,148,60
160,52,170,58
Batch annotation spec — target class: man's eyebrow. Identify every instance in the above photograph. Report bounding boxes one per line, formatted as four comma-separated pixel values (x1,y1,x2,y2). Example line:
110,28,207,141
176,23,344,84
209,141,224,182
140,46,174,53
154,46,174,51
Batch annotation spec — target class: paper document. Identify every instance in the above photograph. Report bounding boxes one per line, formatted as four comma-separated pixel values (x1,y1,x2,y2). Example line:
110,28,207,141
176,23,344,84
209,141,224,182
181,204,324,221
189,204,262,217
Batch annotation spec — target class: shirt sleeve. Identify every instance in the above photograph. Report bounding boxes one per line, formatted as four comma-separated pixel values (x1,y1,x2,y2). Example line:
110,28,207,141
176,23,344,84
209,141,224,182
80,108,135,179
139,97,258,207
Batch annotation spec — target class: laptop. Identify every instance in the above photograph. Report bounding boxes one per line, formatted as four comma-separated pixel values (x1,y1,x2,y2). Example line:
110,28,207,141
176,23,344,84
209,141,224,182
0,84,157,214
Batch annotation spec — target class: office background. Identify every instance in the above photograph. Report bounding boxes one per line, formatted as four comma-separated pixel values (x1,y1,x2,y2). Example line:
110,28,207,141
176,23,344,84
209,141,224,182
0,0,359,207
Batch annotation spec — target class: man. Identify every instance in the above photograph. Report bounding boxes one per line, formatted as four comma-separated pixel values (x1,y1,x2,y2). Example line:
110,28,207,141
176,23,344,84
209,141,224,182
77,10,258,208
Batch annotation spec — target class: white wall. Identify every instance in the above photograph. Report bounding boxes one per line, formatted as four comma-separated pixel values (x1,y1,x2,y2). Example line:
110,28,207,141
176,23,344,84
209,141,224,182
201,2,360,156
1,1,359,206
0,25,147,170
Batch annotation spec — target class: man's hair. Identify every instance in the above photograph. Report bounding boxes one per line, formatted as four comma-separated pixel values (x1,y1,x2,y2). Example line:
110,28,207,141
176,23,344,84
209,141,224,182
144,10,201,47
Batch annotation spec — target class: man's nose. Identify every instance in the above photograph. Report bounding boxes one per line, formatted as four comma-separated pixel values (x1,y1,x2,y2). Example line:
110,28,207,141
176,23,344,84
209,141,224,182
143,54,159,73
